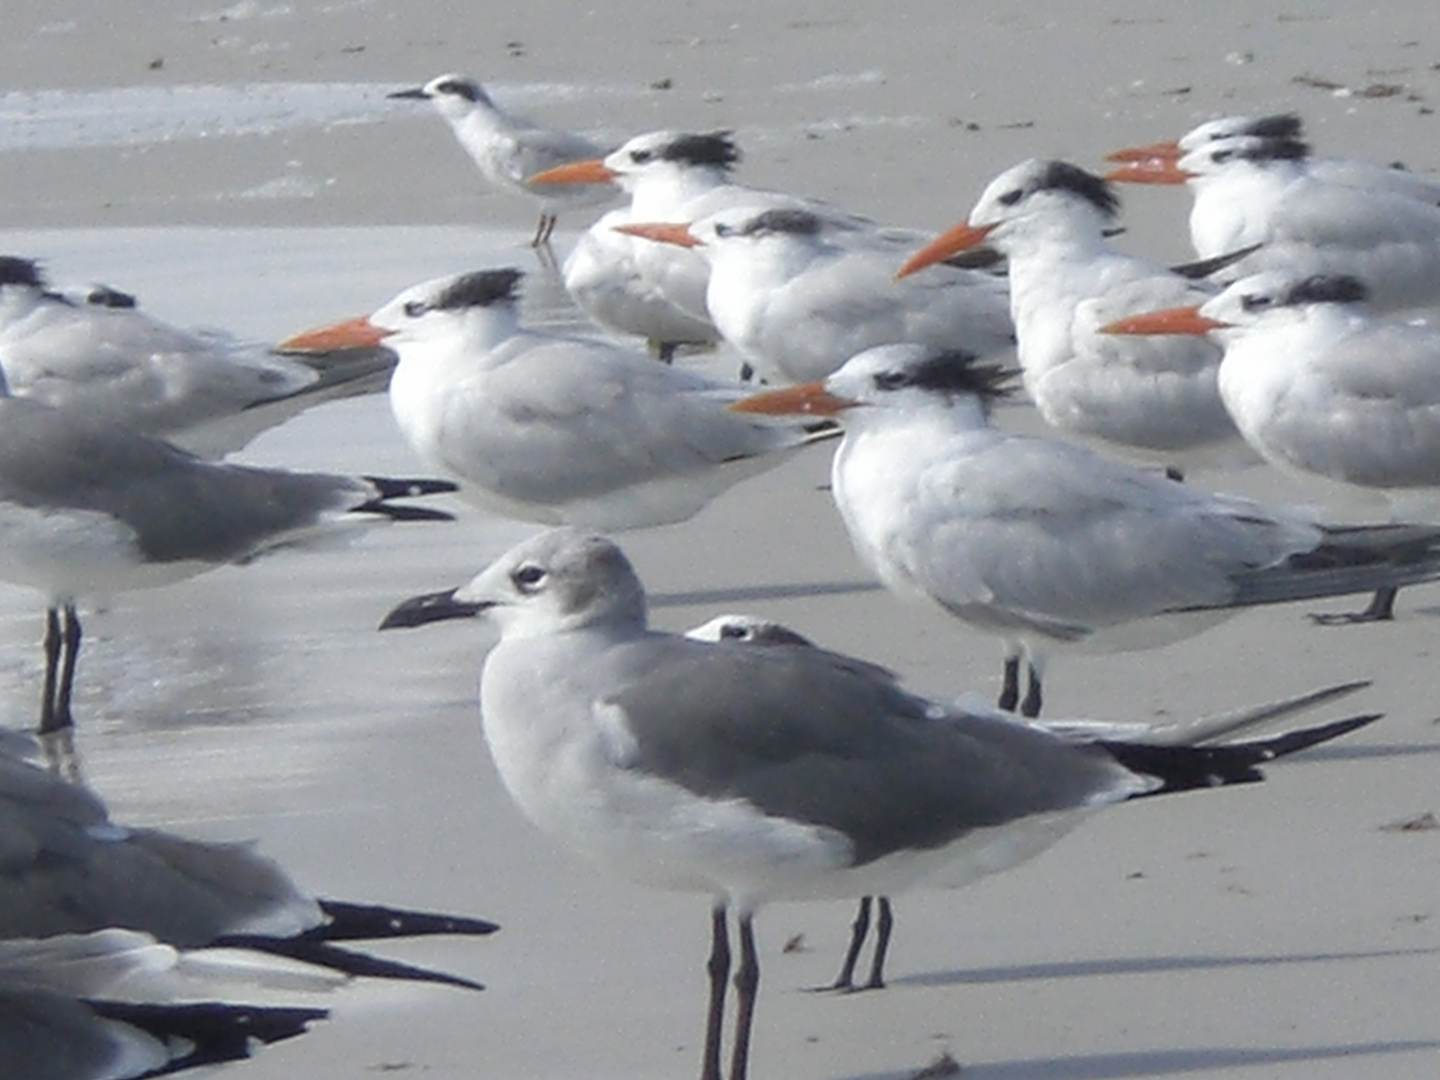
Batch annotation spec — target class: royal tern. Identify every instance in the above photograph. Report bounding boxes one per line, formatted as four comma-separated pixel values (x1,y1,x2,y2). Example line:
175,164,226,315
1101,270,1440,620
530,130,874,361
1106,112,1440,205
0,397,455,731
619,207,1014,384
1106,136,1440,311
388,73,615,246
278,268,836,529
0,257,392,456
685,610,1369,991
894,160,1243,464
733,344,1440,716
379,526,1376,1080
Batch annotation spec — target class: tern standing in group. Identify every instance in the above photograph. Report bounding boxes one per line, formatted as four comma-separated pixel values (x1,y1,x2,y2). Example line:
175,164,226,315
389,73,616,245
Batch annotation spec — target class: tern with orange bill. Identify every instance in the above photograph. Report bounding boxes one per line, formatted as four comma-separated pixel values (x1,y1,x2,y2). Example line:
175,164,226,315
618,206,1013,385
894,160,1245,467
1105,112,1440,205
1101,270,1440,621
1106,135,1440,311
278,267,836,530
732,343,1440,716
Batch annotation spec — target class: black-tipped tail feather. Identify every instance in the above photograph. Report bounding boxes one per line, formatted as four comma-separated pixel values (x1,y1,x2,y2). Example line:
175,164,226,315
1105,713,1380,797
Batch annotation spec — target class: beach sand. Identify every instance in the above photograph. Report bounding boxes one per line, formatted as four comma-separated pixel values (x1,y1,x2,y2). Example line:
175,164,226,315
2,3,1439,1078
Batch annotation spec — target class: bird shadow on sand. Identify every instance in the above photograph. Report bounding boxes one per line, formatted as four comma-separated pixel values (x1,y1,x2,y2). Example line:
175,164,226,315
895,944,1440,989
842,1040,1440,1080
650,579,883,609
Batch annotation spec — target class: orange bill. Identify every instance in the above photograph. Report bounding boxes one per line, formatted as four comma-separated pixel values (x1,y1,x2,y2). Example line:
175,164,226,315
729,382,856,417
614,222,703,248
1097,306,1232,336
894,221,998,279
528,159,618,185
276,315,388,353
1103,139,1183,163
1103,158,1193,185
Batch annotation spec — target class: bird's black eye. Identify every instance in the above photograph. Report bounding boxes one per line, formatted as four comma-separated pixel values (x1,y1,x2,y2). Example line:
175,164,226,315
719,623,748,640
511,564,546,591
1239,293,1272,312
403,300,429,318
1213,149,1233,164
873,371,909,391
630,149,653,164
713,222,735,238
997,189,1023,207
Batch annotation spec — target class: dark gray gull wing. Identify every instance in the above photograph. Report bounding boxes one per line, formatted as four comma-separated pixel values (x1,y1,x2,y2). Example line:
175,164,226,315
603,636,1138,866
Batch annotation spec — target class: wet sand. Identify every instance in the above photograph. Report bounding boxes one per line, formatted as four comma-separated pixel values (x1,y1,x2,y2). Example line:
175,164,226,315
3,4,1440,1078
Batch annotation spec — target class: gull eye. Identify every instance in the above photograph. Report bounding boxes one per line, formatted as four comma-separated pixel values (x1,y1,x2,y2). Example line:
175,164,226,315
713,222,735,238
719,623,749,640
630,149,653,164
1239,293,1272,312
511,564,547,592
997,189,1023,207
1213,149,1233,164
403,300,430,318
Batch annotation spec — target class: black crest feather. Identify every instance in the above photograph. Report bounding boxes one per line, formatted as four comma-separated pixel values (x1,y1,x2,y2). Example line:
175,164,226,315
876,350,1018,405
432,268,524,311
1222,138,1311,164
0,256,47,288
433,76,485,104
661,132,741,170
1034,162,1121,220
1287,275,1369,307
1242,113,1304,140
737,208,824,237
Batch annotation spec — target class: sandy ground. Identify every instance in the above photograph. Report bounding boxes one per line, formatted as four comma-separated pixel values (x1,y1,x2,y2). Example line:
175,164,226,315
3,3,1440,1078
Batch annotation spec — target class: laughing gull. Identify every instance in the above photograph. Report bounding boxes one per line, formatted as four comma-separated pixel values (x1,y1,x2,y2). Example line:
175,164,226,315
0,743,498,986
278,268,836,529
733,344,1440,718
0,256,394,457
388,74,615,246
380,527,1377,1080
685,611,1370,990
0,395,456,731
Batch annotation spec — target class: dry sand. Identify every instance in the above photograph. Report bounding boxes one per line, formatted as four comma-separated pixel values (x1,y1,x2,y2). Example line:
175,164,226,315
2,3,1440,1078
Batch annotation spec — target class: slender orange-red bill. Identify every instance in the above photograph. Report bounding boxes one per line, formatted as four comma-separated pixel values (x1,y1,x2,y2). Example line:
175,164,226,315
1103,158,1193,185
276,315,388,353
1098,306,1232,336
614,221,702,248
894,221,998,279
729,383,856,417
1103,139,1183,163
527,159,618,185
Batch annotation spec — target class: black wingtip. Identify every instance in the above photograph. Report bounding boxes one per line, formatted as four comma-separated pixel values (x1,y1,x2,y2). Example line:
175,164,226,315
223,939,486,992
364,475,460,498
380,588,488,630
313,899,500,940
88,1000,329,1066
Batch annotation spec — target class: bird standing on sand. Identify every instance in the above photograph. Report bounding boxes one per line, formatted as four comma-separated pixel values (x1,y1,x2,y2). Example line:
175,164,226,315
389,73,615,246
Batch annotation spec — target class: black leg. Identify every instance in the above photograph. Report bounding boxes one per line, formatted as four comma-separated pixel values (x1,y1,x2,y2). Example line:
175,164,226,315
863,897,894,990
702,904,730,1080
829,896,872,991
1310,585,1398,626
39,608,63,734
655,341,679,365
54,605,82,731
998,656,1020,712
728,913,759,1080
1020,663,1042,718
532,213,558,247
